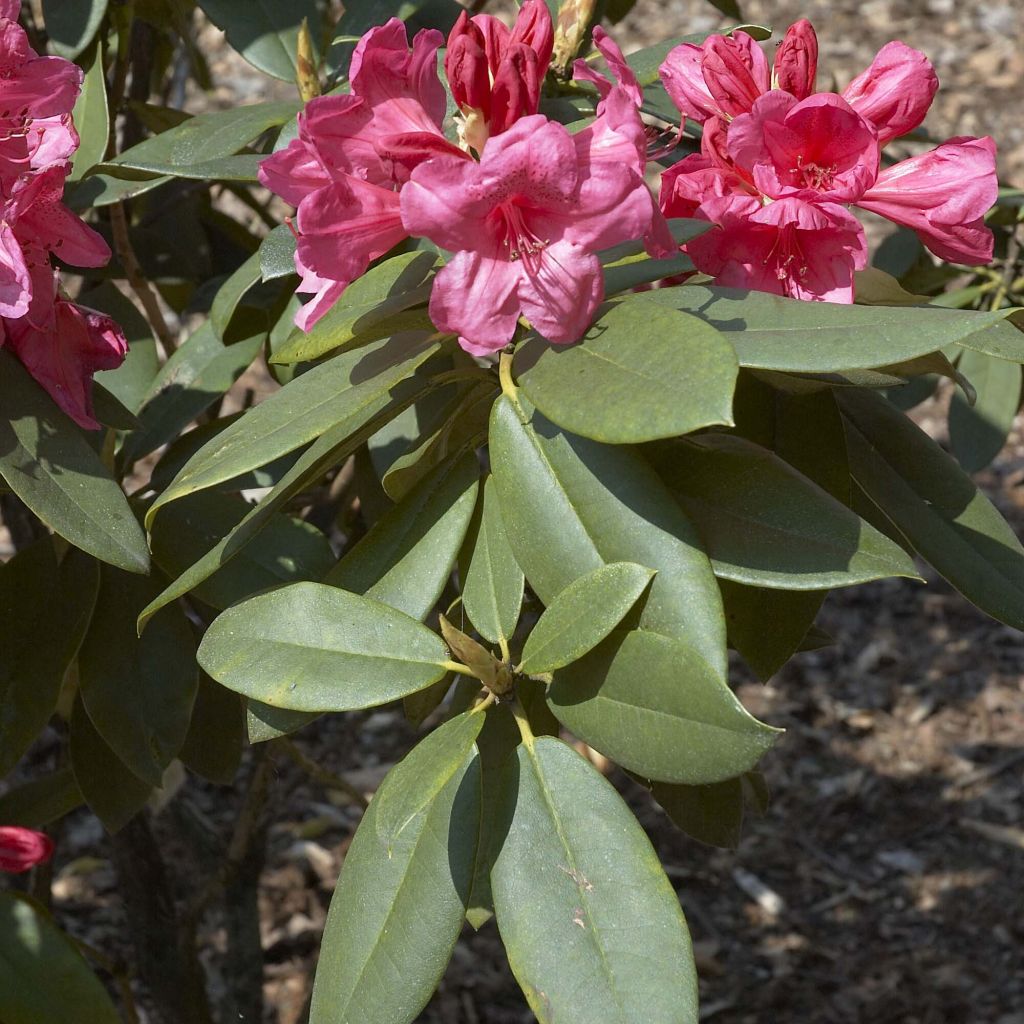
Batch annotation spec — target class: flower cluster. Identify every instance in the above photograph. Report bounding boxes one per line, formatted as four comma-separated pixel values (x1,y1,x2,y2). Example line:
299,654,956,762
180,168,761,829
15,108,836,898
0,0,126,429
658,21,998,302
260,2,667,356
0,824,53,873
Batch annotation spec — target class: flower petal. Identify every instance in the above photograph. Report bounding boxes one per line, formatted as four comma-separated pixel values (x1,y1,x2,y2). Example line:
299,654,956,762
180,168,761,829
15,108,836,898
428,245,522,356
855,136,997,264
842,41,938,146
517,240,603,345
772,19,817,99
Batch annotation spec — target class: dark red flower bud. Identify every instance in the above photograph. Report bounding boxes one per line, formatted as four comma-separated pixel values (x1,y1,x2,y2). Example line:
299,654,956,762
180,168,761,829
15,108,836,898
446,31,491,117
0,827,54,874
509,0,554,79
489,44,541,136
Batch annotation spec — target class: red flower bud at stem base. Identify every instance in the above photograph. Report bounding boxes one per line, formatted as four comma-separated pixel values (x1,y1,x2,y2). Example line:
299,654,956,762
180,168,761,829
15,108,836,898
0,826,54,873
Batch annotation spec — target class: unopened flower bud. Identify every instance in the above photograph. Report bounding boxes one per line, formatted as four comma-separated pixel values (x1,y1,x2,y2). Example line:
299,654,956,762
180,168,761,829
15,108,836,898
551,0,598,78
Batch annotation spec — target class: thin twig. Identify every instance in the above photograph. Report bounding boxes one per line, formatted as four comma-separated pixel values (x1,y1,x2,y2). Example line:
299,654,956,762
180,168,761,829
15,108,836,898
108,202,179,357
273,738,369,810
184,749,276,927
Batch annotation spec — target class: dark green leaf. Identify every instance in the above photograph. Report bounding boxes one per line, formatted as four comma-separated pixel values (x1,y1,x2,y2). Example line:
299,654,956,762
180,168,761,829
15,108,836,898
0,768,83,829
151,491,335,609
325,452,479,619
655,434,919,589
949,349,1021,473
199,0,322,81
839,388,1024,630
272,252,438,364
0,892,120,1024
490,396,727,675
260,224,298,282
67,41,109,180
109,100,299,171
720,580,825,681
491,737,698,1024
514,298,737,443
0,351,149,574
309,714,482,1024
211,250,263,338
955,315,1024,361
639,286,1024,372
549,629,779,784
119,322,263,465
461,476,524,646
198,583,450,712
79,566,199,787
519,562,654,674
69,695,152,833
148,333,441,516
65,172,169,210
179,674,245,785
0,544,99,777
42,0,107,58
648,776,745,849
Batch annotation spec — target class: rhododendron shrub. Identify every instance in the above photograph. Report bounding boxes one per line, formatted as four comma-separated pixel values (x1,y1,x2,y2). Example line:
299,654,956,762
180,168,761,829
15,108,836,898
1,2,1022,1022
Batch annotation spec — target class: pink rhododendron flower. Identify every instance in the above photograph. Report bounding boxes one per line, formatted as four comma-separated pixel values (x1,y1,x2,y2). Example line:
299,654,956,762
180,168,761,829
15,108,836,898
0,12,127,427
260,19,466,330
4,290,128,430
0,826,54,873
727,92,880,204
688,196,867,303
856,136,997,264
401,114,658,355
658,20,996,302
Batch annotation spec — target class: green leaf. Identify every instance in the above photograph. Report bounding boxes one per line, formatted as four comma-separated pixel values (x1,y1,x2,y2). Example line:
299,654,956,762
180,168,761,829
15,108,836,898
42,0,108,58
639,286,1024,372
839,388,1024,630
245,700,318,744
655,434,919,589
109,100,299,172
179,674,245,785
69,695,152,833
67,42,109,181
491,737,698,1024
647,776,745,849
549,629,779,784
955,314,1024,361
720,580,825,681
198,583,450,712
0,892,120,1024
0,544,100,777
151,491,335,610
0,351,149,574
490,396,727,676
519,562,654,674
91,384,140,430
120,323,264,464
88,284,159,413
514,298,737,443
211,250,263,339
272,252,438,364
381,382,495,501
148,333,441,518
949,349,1021,473
79,567,199,787
138,389,423,631
0,768,83,829
461,476,524,646
199,0,322,81
309,715,482,1024
260,224,298,282
65,172,169,210
325,452,479,619
96,153,263,180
